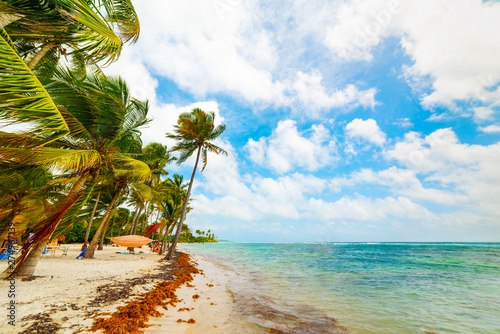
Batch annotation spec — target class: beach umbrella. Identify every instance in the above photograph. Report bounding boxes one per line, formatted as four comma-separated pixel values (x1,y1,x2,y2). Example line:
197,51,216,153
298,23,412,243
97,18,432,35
110,235,153,247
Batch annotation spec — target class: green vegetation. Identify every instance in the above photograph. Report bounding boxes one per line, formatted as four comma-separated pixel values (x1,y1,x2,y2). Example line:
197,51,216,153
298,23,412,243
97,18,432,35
0,1,225,279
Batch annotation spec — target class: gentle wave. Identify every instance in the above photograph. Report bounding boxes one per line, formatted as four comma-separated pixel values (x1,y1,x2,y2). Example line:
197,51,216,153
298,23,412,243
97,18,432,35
182,242,500,333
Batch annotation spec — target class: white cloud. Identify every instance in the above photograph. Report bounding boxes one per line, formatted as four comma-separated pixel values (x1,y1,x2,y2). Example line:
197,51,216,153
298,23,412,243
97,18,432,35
307,196,435,222
129,0,284,104
479,124,500,134
393,117,413,128
345,118,386,146
245,120,337,173
323,0,500,110
324,0,401,61
384,128,500,218
100,1,379,114
330,166,467,205
473,107,495,123
400,0,500,108
290,71,377,115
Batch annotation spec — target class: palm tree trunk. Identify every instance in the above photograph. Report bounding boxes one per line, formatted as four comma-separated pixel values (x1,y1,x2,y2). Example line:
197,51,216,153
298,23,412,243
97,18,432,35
83,190,101,250
15,241,46,277
0,201,20,249
110,216,115,239
98,213,113,250
127,206,142,253
129,205,140,234
27,42,56,69
15,173,91,278
140,205,148,234
159,224,168,255
84,185,123,259
165,146,201,260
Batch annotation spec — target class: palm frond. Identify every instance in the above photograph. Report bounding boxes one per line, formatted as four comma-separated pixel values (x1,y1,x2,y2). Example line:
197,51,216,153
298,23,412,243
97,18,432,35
31,147,101,172
0,28,69,144
101,0,140,43
113,154,151,181
58,0,122,65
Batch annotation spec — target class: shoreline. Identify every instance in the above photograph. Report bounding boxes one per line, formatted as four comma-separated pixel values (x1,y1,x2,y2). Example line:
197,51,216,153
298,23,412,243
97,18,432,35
0,243,350,334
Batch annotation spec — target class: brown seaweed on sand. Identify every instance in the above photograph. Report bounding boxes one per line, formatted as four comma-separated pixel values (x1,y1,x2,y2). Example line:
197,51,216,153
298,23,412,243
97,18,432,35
91,252,199,334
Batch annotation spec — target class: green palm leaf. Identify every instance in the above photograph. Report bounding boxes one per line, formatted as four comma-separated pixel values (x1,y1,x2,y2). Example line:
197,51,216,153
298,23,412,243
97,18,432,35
58,0,123,64
0,28,69,144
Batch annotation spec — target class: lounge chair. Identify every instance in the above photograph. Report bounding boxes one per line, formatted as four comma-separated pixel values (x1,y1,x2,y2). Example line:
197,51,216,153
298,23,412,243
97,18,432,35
76,249,86,259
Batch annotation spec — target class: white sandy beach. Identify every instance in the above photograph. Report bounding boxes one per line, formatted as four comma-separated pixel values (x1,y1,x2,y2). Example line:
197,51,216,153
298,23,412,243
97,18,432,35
0,244,246,334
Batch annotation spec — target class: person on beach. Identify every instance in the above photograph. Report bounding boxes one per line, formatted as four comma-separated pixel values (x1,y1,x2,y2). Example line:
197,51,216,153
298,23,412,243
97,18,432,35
58,235,66,246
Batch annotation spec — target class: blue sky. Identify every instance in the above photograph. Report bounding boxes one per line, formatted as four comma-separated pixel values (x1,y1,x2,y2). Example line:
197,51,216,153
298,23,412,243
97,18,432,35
105,0,500,242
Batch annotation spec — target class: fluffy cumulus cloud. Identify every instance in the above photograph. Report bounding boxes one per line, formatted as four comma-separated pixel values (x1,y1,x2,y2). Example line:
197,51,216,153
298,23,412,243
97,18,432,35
324,0,401,61
345,118,386,146
323,0,500,115
479,124,500,134
245,119,337,173
101,0,379,114
290,71,377,115
330,167,467,205
384,128,500,218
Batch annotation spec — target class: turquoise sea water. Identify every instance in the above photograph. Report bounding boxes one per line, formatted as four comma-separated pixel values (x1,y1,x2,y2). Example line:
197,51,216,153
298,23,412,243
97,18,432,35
181,242,500,333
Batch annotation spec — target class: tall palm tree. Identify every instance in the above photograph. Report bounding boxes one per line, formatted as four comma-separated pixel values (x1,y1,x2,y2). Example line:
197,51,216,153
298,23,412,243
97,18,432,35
84,167,150,258
82,189,101,250
155,174,187,254
165,108,227,260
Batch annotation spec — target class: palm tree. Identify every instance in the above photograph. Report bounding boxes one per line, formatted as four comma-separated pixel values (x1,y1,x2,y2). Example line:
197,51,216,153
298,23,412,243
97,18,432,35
82,189,101,250
2,68,150,277
0,165,53,248
0,0,140,145
155,174,187,254
3,0,140,68
165,108,227,260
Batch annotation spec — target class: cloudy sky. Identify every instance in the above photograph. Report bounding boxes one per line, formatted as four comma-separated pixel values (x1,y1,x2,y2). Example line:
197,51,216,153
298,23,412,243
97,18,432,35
105,0,500,242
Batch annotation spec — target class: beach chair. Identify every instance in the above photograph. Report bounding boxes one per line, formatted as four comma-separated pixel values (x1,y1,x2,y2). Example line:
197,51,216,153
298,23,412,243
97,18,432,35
60,246,69,257
0,249,11,260
76,249,86,259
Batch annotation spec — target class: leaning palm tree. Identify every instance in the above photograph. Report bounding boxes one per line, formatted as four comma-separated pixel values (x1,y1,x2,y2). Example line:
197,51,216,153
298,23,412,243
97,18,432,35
165,108,227,260
0,165,54,248
2,67,150,277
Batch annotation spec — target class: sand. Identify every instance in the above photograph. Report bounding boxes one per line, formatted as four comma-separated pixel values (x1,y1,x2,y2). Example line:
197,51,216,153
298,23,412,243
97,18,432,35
0,244,242,334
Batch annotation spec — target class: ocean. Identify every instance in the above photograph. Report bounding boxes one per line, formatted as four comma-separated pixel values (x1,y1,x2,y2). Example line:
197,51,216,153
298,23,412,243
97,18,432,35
181,242,500,333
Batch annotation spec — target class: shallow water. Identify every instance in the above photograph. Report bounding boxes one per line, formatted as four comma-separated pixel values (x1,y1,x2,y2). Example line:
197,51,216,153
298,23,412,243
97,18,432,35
181,242,500,333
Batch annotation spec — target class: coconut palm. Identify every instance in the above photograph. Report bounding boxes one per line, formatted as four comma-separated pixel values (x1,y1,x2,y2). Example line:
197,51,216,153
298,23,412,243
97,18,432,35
0,165,54,248
84,167,151,258
2,68,150,277
155,174,187,254
165,108,226,260
2,0,140,68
